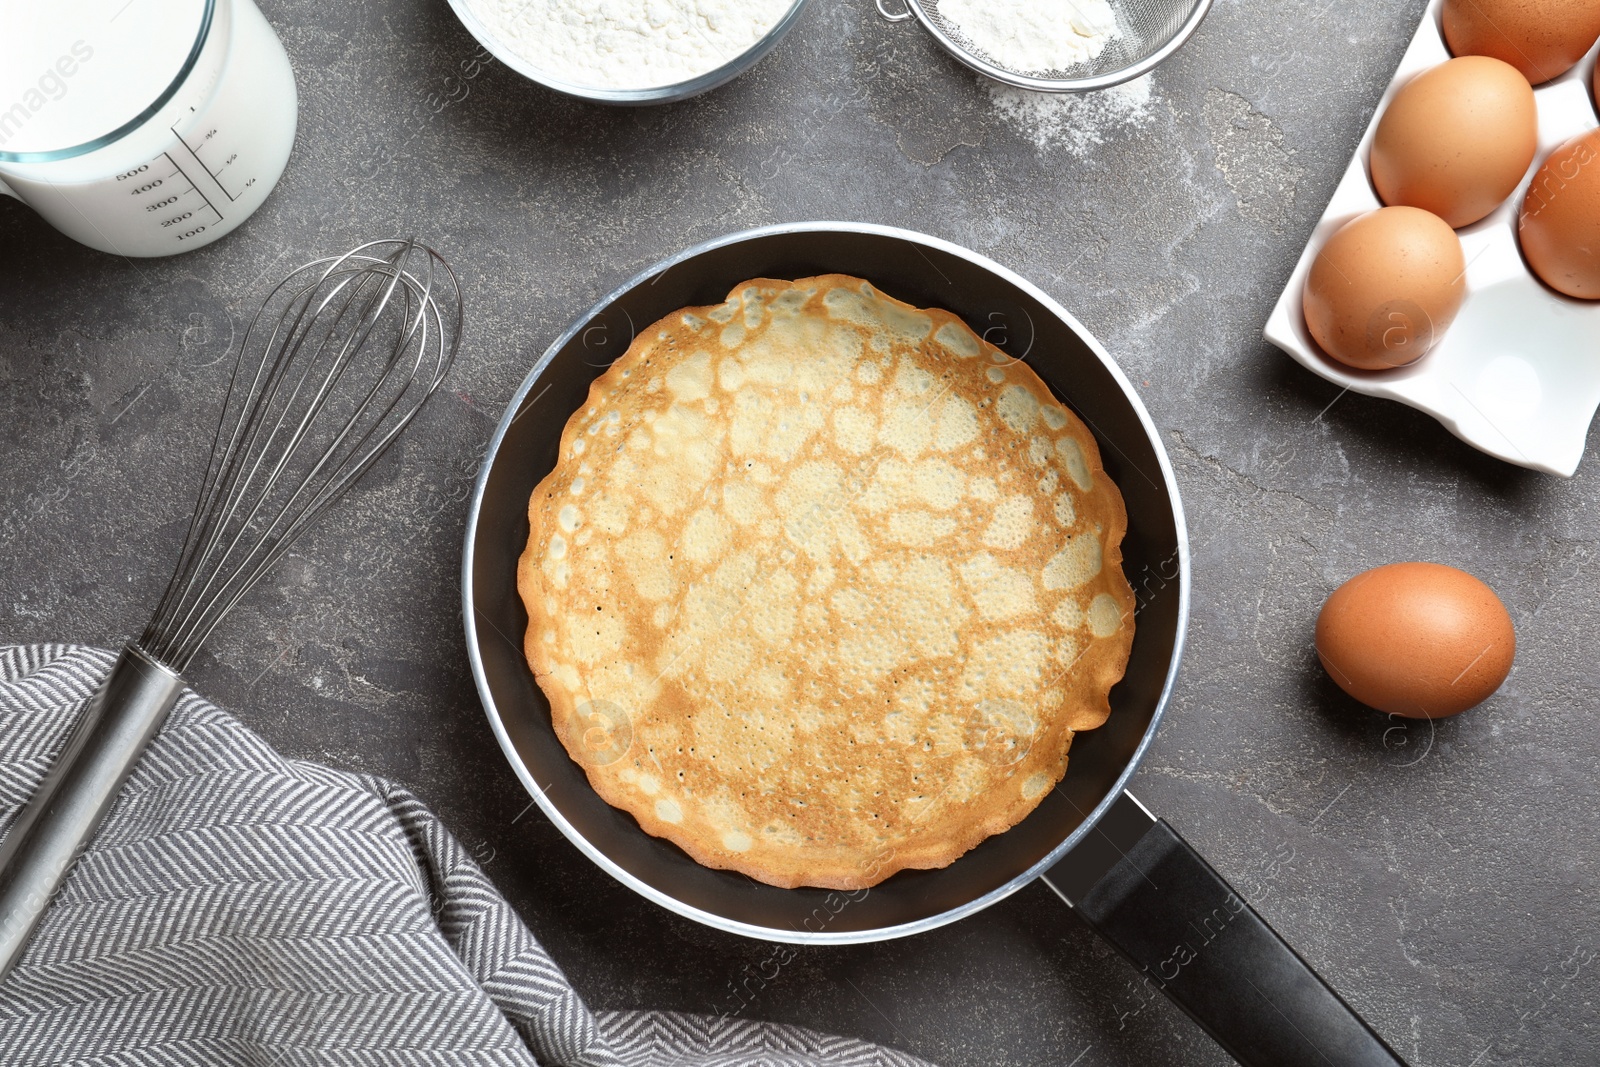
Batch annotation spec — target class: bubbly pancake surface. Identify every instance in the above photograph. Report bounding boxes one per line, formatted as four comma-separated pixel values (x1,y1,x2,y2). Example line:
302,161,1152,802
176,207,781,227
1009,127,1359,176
518,276,1136,889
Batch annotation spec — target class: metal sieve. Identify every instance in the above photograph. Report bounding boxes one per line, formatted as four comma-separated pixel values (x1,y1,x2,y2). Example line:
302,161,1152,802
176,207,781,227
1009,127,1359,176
877,0,1214,92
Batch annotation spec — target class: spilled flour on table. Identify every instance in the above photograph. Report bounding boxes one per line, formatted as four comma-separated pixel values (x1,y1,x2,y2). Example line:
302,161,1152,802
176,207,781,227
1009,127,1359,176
987,75,1157,155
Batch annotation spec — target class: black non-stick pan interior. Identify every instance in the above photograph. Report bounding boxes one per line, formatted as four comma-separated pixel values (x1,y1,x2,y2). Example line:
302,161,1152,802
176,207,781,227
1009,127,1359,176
466,226,1184,938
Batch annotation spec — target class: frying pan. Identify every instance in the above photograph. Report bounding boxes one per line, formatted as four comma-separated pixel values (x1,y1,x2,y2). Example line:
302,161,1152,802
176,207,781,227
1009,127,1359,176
462,223,1407,1067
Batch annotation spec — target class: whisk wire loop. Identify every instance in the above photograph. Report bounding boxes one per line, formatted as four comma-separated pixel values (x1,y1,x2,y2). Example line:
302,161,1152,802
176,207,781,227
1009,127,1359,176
140,239,461,670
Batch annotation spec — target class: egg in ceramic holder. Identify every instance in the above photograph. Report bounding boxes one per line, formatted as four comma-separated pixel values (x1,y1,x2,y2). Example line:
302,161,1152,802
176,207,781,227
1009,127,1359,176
1265,0,1600,477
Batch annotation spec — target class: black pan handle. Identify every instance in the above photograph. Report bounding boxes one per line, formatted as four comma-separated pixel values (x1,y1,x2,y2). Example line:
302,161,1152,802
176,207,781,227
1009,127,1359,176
1042,793,1407,1067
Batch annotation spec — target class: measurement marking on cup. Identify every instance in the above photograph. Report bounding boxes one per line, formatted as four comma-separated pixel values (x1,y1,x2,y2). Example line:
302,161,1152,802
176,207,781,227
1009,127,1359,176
160,152,224,228
135,162,215,222
172,123,244,202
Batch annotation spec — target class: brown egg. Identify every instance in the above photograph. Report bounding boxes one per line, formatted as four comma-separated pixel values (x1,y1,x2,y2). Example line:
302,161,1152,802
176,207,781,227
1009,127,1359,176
1303,207,1467,370
1520,129,1600,298
1442,0,1600,85
1316,562,1515,719
1371,57,1538,228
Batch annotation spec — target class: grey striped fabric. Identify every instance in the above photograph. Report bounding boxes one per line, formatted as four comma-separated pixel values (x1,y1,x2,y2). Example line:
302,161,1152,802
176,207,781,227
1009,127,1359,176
0,645,936,1067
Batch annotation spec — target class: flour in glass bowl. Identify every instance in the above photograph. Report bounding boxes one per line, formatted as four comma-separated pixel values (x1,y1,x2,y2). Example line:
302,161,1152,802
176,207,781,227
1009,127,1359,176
938,0,1121,73
469,0,795,91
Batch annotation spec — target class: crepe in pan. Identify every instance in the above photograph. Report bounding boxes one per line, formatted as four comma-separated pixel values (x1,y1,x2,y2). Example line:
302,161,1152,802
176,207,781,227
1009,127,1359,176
517,275,1136,890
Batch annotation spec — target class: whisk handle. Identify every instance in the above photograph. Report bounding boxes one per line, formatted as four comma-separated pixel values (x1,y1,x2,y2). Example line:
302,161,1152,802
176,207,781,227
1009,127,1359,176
0,645,184,981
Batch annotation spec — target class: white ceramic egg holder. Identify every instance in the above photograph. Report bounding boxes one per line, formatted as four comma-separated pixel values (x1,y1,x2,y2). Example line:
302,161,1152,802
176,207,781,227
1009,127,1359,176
1264,0,1600,476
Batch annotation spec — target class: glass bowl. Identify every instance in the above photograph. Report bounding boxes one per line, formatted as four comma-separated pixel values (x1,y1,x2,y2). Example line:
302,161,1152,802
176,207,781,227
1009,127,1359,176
444,0,811,105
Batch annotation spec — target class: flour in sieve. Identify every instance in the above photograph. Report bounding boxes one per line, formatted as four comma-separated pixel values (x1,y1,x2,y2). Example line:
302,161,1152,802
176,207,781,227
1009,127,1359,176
938,0,1120,74
470,0,794,91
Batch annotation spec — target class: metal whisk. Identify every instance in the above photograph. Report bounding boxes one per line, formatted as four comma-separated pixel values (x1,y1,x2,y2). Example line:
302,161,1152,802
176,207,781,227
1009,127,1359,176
0,239,462,977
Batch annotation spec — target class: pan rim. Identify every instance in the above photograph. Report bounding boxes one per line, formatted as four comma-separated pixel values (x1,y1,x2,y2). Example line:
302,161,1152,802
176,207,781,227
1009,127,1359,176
461,221,1190,944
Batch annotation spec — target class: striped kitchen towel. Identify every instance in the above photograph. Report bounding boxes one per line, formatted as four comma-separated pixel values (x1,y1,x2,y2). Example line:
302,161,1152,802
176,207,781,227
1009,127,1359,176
0,644,934,1067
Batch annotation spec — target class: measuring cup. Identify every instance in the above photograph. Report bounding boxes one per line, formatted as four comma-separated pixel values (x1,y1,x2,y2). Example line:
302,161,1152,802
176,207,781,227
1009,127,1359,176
0,0,297,258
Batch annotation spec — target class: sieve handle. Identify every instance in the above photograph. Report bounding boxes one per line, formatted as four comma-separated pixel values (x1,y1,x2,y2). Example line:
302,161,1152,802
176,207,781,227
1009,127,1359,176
0,645,184,981
1043,793,1407,1067
874,0,913,23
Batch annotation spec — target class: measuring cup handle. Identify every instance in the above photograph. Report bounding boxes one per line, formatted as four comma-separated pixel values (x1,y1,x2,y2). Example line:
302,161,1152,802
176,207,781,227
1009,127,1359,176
875,0,914,23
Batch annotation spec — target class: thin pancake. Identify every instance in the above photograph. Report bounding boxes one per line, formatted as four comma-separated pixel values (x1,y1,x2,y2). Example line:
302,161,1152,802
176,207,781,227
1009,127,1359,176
518,275,1135,890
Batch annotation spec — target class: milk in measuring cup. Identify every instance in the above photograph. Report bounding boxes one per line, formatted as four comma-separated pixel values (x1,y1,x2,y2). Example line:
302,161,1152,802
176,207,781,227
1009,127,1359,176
0,0,296,257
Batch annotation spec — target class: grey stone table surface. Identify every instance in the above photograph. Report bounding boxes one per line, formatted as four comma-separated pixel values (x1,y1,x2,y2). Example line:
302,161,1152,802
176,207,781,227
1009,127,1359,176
2,0,1596,1064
